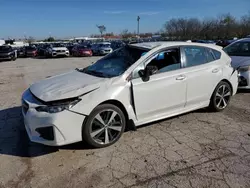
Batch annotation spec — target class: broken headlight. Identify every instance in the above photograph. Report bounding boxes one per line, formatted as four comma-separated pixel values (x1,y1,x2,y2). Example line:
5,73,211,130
36,98,81,113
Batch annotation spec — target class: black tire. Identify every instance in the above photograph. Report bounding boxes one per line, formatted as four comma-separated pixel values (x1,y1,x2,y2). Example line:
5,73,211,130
209,81,232,112
11,56,17,61
82,104,126,148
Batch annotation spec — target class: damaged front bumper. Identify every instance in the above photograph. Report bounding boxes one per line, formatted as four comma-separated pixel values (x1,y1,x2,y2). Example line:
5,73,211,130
22,89,85,146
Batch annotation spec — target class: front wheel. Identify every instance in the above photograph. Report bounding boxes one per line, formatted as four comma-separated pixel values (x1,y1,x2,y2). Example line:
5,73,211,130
209,81,232,112
82,104,126,148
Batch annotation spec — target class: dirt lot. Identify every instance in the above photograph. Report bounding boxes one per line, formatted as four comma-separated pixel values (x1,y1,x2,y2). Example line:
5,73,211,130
0,57,250,188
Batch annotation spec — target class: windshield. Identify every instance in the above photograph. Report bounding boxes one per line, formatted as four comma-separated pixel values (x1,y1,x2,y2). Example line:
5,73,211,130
224,41,250,56
99,44,111,48
26,46,36,50
82,46,148,78
79,46,88,49
52,43,65,47
0,46,11,51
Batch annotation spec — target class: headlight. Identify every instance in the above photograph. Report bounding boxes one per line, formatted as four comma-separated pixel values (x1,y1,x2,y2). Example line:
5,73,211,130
238,65,250,72
36,99,81,113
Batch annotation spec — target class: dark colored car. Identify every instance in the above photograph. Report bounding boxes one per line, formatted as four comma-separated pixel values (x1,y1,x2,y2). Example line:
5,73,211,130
15,47,25,58
24,46,38,57
216,40,235,48
66,44,75,55
0,45,17,61
72,45,93,57
37,44,51,56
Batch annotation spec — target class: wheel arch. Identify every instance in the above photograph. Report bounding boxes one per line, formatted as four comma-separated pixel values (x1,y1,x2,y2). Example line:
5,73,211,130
221,79,233,94
210,79,233,101
99,99,129,124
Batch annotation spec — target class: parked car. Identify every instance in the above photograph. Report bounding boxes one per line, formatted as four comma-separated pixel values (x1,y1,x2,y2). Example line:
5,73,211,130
72,45,93,57
45,43,69,58
22,42,238,147
0,45,17,61
66,43,75,55
224,38,250,89
37,44,51,56
24,46,38,57
15,47,25,58
216,40,234,48
91,42,113,55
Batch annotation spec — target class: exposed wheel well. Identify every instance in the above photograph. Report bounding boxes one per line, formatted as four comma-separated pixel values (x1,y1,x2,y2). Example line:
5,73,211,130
221,79,233,94
100,100,129,124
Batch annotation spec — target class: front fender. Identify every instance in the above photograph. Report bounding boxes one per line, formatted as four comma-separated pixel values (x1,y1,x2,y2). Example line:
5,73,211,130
70,81,137,122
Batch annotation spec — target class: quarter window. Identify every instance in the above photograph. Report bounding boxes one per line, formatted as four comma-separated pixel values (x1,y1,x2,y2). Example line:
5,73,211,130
183,46,208,67
212,49,221,59
206,48,215,62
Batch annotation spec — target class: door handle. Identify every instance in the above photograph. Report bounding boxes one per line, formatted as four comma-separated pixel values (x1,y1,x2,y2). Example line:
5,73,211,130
212,68,219,73
176,75,186,80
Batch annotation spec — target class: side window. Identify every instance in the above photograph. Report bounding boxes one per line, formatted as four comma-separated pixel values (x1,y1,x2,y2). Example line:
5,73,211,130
183,46,208,67
206,48,216,62
145,48,181,75
212,49,221,60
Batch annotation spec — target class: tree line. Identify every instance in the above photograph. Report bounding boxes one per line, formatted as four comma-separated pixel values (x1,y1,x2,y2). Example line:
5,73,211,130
163,13,250,41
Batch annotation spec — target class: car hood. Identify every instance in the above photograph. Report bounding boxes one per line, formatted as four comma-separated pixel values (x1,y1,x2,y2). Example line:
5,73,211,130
231,56,250,68
30,70,107,102
52,47,68,51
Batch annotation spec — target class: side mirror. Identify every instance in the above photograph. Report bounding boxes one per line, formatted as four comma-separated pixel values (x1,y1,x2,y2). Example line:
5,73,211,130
138,69,150,82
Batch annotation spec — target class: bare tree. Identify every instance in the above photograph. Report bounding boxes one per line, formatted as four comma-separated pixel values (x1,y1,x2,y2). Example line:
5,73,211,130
96,25,106,36
163,12,250,40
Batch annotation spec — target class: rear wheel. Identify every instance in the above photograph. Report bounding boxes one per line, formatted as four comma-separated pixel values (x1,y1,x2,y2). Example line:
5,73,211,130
11,56,17,61
209,81,232,112
82,104,126,148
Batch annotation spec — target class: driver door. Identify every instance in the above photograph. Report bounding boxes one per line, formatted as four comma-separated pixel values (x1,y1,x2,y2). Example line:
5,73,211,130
131,48,187,124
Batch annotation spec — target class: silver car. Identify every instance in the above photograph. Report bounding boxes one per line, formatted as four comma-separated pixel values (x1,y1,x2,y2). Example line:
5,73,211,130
92,42,113,55
224,38,250,89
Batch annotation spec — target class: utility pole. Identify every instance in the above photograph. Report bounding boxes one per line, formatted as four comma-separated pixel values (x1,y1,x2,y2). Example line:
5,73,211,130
137,16,140,36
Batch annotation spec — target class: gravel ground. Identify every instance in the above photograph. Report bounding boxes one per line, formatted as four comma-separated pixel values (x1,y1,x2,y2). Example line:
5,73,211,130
0,57,250,188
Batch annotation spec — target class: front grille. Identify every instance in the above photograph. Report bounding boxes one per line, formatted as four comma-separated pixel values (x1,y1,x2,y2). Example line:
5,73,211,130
56,50,65,53
22,100,29,114
35,127,54,140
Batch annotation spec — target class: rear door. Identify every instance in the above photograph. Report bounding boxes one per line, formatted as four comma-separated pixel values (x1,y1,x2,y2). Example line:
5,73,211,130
181,46,223,108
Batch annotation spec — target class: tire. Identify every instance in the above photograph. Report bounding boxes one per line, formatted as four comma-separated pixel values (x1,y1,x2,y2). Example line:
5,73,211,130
11,56,17,61
82,104,126,148
209,81,232,112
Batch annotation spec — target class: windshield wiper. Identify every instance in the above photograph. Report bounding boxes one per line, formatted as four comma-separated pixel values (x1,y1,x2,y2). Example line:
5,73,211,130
84,69,110,78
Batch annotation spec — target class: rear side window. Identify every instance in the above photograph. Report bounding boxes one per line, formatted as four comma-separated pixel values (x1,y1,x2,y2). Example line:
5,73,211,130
206,48,215,62
212,49,221,60
183,46,208,67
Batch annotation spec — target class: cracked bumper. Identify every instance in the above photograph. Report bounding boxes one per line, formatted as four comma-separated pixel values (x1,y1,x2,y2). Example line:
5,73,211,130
22,89,85,146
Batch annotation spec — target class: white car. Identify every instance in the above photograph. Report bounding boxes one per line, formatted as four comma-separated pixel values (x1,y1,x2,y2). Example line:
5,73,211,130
45,43,69,57
223,38,250,89
22,42,238,148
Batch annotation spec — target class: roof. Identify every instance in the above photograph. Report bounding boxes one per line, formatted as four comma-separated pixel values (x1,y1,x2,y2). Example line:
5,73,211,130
235,38,250,42
130,41,223,51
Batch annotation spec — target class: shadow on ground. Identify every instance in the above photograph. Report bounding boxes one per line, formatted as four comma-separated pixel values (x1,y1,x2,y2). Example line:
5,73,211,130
0,106,58,157
0,106,94,157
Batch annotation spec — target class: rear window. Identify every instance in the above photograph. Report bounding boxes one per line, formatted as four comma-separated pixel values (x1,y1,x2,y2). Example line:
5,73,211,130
212,49,221,60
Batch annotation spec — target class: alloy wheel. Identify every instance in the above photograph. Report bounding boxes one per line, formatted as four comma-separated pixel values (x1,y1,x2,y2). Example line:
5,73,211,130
90,109,123,145
215,84,231,110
